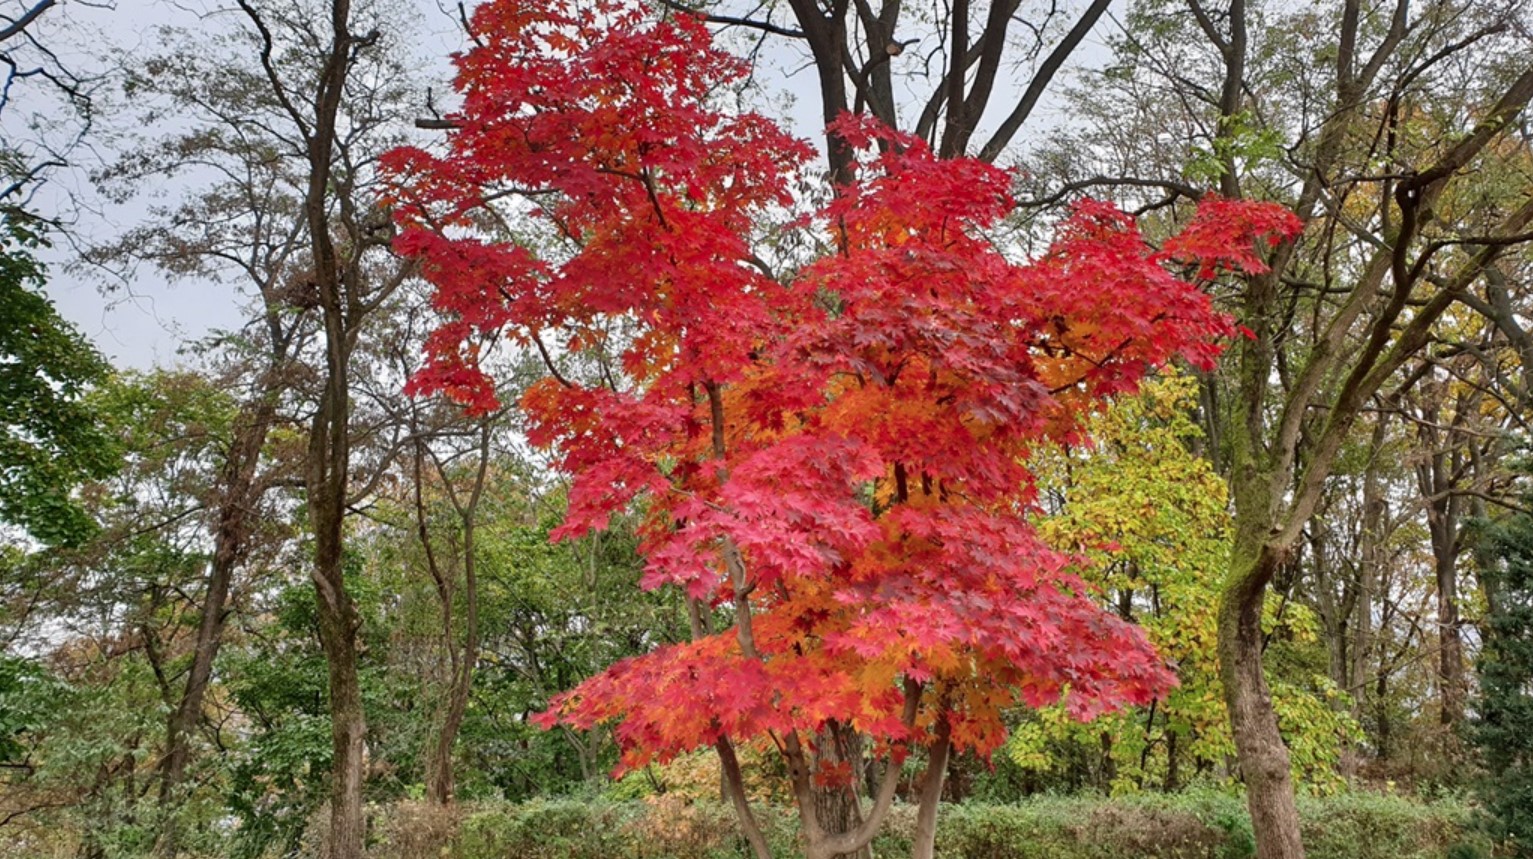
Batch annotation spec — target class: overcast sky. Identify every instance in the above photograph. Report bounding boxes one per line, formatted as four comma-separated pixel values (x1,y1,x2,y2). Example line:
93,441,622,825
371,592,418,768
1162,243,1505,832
26,0,1110,371
32,0,464,370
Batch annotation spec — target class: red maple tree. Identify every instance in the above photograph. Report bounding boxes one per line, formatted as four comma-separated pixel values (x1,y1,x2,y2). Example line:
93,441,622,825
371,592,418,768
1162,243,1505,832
383,2,1300,855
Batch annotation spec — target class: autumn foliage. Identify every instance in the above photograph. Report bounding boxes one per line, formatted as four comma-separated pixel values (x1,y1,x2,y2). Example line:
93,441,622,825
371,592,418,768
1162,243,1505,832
382,0,1300,840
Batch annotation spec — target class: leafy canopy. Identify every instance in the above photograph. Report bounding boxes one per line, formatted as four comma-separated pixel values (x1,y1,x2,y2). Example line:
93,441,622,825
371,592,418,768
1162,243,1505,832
384,0,1301,776
0,209,117,547
1014,374,1359,793
1470,474,1533,856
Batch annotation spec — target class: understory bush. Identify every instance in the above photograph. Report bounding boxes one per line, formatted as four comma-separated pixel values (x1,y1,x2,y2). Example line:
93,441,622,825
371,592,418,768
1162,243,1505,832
361,791,1482,859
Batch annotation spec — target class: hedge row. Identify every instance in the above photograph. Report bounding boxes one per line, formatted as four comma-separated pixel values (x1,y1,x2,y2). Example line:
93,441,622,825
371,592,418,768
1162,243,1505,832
365,791,1483,859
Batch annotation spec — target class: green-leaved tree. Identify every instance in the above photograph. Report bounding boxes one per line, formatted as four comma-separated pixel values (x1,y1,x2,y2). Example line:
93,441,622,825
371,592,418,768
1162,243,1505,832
1470,479,1533,857
0,209,116,547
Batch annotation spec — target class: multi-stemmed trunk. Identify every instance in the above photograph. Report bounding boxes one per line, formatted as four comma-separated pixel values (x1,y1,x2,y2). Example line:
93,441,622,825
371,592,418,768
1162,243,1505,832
701,384,945,859
414,425,491,806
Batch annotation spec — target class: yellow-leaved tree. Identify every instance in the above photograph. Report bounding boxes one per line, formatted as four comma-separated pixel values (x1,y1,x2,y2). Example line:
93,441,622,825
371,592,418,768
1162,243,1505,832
1010,373,1359,793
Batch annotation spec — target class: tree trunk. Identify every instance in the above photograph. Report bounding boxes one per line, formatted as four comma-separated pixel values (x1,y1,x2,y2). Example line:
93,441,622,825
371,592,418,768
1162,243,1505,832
1163,726,1180,792
1374,661,1391,760
1338,460,1384,777
424,645,472,805
316,594,366,859
157,406,270,778
310,373,365,859
417,423,491,805
156,395,277,855
783,682,922,859
717,737,774,859
1416,439,1466,731
1309,526,1349,702
1221,531,1306,859
1219,263,1308,859
297,0,367,852
811,724,871,859
1353,433,1384,718
157,537,233,795
1431,523,1465,729
910,717,951,859
425,519,480,805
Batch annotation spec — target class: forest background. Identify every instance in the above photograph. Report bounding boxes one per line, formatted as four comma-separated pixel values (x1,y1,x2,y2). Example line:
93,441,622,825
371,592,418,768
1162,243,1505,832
3,0,1533,858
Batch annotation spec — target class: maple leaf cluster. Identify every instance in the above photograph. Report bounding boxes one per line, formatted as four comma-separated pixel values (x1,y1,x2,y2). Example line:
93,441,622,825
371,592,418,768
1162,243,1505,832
383,0,1302,776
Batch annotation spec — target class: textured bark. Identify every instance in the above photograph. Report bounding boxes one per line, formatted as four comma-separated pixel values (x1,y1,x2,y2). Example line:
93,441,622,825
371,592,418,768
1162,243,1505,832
909,716,951,859
1220,538,1306,859
1219,253,1309,859
811,725,871,859
155,395,278,855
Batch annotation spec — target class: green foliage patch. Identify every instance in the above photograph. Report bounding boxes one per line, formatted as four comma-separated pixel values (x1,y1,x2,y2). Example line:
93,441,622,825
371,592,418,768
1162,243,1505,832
0,208,118,547
1469,485,1533,858
362,792,1478,859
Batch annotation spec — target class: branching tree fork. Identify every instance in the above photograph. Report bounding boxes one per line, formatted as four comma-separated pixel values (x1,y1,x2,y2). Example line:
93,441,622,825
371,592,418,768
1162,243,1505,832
1031,2,1533,856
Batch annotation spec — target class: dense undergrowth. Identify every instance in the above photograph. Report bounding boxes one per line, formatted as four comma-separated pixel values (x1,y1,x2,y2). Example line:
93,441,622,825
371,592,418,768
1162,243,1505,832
361,791,1482,859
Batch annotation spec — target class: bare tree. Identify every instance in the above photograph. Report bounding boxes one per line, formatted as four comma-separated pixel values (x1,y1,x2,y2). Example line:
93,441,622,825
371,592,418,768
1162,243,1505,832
663,0,1115,177
94,0,424,854
0,0,104,203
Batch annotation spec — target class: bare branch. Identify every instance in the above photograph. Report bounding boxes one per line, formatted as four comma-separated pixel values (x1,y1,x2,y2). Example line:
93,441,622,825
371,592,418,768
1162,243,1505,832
977,0,1112,162
658,0,805,38
0,0,55,43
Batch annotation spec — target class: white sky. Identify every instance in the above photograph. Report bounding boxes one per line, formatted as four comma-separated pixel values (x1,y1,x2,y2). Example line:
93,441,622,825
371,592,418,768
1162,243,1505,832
33,0,464,369
26,0,1113,371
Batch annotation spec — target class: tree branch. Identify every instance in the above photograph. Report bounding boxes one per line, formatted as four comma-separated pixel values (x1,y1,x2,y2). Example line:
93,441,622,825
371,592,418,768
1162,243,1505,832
0,0,55,43
978,0,1112,162
658,0,805,38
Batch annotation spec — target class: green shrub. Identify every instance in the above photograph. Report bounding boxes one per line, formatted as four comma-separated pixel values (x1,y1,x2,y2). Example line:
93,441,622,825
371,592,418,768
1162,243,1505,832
1297,792,1479,859
936,794,1233,859
362,791,1475,859
457,800,637,859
